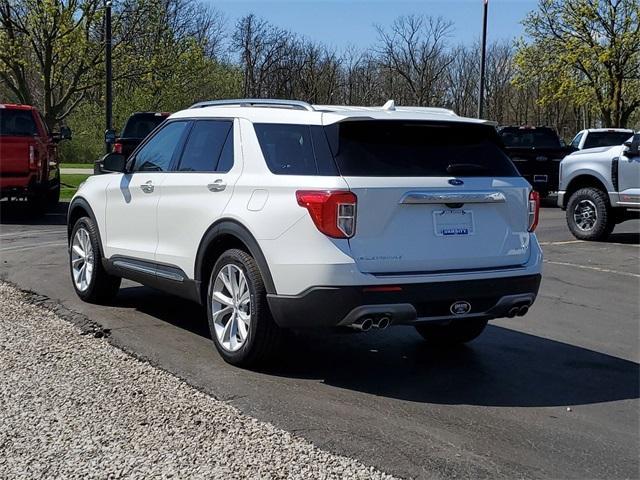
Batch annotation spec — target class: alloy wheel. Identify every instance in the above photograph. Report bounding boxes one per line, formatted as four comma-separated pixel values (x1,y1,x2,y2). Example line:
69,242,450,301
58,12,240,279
211,264,251,352
71,227,94,292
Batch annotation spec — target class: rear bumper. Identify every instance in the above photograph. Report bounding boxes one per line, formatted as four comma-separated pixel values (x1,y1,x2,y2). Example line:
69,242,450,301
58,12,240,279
267,274,542,328
0,174,36,197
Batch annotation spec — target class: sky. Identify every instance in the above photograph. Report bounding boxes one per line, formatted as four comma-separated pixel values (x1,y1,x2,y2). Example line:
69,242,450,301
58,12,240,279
211,0,539,50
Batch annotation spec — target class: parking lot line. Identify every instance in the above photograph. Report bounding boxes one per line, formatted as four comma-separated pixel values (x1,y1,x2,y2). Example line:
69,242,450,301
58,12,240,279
0,229,63,239
539,240,584,246
544,260,640,278
0,241,67,253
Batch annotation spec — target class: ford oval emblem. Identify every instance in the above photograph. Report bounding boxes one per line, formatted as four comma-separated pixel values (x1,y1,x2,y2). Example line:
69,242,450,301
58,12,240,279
450,301,471,315
448,179,464,186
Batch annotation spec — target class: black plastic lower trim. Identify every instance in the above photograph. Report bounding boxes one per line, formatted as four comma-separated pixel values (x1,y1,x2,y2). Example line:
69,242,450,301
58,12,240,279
105,256,200,303
267,274,542,328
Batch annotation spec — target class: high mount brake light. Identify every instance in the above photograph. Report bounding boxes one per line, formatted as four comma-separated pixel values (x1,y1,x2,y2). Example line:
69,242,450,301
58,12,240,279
528,190,540,232
296,190,357,239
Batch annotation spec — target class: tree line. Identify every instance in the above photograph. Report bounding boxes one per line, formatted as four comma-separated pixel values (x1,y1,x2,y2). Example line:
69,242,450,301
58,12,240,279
1,0,638,162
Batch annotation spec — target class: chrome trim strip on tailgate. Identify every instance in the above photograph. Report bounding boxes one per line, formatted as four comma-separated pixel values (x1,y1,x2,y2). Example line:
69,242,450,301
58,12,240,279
399,191,507,205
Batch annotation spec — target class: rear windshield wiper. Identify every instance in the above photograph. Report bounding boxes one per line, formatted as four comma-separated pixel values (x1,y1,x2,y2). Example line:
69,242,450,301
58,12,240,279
446,163,489,175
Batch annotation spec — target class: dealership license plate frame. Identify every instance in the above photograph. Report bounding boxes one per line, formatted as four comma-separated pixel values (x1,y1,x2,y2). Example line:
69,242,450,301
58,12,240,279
433,209,475,237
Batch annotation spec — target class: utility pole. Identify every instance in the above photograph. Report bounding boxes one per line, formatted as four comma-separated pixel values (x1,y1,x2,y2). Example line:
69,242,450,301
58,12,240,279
105,0,113,154
477,0,488,119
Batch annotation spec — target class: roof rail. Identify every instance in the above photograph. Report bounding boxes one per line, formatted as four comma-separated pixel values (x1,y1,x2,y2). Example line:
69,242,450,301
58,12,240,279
189,99,316,111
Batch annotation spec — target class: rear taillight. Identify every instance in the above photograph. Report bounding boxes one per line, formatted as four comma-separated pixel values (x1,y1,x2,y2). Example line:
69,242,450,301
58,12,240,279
28,145,36,170
296,190,357,239
528,190,540,232
113,142,122,154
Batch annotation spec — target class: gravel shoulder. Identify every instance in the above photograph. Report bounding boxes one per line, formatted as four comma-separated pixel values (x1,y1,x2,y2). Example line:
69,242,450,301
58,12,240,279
0,282,395,479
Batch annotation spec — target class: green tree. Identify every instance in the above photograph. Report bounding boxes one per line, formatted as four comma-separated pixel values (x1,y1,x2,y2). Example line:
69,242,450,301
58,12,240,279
0,0,148,128
516,0,640,128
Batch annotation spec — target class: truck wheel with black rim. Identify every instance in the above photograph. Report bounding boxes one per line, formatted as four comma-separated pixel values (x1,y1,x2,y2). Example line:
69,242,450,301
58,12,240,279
207,249,282,367
69,216,121,303
566,187,614,241
415,319,488,346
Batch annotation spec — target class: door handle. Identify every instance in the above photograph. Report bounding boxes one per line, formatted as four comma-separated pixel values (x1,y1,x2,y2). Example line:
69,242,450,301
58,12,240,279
207,179,226,192
140,180,154,194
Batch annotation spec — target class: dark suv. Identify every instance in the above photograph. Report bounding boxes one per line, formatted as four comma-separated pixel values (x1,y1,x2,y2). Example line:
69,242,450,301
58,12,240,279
114,112,170,159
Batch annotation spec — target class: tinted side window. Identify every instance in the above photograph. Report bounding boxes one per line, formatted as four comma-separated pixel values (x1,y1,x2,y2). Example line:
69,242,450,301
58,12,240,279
133,121,188,172
177,120,233,172
216,130,234,173
254,124,318,175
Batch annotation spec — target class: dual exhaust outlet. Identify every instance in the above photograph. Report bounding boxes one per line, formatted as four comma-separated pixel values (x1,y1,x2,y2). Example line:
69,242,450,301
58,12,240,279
507,304,530,318
349,316,391,332
350,302,531,330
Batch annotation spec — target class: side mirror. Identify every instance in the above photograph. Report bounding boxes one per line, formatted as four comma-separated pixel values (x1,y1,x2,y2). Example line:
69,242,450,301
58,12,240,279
623,134,640,158
52,126,72,142
96,152,126,174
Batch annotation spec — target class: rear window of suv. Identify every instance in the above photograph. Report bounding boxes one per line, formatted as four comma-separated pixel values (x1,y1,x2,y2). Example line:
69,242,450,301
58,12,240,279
255,121,518,177
0,109,37,136
327,121,519,177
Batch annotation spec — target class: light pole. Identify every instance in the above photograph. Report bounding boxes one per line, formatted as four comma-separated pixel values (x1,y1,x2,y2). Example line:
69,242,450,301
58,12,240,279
105,0,113,154
477,0,488,119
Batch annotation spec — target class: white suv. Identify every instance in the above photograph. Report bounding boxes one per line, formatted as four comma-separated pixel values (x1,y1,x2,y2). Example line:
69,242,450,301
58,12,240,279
67,99,543,366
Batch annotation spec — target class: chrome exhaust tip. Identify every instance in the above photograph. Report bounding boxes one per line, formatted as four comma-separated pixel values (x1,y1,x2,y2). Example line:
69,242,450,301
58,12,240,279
376,316,391,330
517,305,529,317
350,318,373,332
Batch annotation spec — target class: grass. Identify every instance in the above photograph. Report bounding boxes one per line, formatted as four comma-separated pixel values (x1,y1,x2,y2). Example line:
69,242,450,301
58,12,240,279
60,163,94,169
61,173,91,200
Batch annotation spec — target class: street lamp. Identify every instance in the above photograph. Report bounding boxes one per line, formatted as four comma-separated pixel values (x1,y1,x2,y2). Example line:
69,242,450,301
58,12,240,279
477,0,488,119
104,0,114,153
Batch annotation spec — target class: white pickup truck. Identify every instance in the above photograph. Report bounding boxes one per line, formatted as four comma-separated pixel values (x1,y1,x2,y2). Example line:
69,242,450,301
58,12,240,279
558,132,640,240
569,128,635,151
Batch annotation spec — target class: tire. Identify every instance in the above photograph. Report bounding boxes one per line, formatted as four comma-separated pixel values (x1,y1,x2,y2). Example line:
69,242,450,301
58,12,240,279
69,216,121,304
566,187,614,241
415,319,488,346
47,178,60,207
27,191,47,214
206,249,281,367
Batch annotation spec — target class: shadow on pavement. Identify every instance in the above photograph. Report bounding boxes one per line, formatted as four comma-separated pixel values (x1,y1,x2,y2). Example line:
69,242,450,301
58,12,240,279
114,285,211,338
265,326,639,408
607,231,640,245
0,200,68,226
110,286,639,409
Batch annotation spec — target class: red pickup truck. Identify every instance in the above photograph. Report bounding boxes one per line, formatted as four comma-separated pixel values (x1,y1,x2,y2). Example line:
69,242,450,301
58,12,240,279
0,104,70,209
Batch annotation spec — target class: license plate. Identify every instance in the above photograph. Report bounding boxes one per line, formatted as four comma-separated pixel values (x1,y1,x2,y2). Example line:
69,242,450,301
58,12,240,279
433,209,474,236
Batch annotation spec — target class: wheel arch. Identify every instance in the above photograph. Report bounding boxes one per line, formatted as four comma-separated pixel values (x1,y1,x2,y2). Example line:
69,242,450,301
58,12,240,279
563,174,609,208
67,197,105,257
195,219,276,303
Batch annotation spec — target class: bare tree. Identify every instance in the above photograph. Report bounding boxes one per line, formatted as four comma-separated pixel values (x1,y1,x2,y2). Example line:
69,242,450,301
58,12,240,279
375,15,453,106
232,14,296,97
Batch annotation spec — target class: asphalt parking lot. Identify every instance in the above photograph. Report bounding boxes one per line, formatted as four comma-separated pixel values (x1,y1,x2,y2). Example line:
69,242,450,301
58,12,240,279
1,201,638,479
